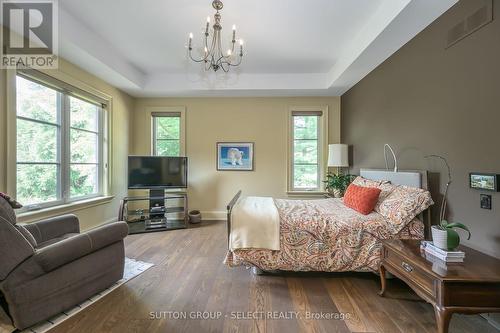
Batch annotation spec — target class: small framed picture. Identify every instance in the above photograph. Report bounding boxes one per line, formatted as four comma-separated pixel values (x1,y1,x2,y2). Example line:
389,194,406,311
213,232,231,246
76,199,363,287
469,173,499,191
217,142,254,171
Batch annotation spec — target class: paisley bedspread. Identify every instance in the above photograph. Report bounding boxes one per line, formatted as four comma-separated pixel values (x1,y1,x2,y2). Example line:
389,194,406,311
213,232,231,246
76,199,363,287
224,198,424,272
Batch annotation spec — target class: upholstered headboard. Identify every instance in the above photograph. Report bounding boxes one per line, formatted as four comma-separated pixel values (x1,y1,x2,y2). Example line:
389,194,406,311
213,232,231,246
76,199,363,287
360,169,429,190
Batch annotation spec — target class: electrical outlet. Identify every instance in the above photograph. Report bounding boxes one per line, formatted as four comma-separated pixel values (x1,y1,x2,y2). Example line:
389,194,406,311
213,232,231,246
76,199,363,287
480,194,492,210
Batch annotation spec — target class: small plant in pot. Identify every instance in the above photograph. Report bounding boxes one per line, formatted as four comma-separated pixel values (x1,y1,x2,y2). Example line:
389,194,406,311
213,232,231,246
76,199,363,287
431,220,471,251
323,173,355,198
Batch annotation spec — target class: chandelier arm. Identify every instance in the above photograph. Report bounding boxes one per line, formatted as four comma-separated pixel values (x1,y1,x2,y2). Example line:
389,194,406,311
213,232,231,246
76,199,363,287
226,56,242,67
205,55,213,70
201,38,210,62
217,57,230,72
221,49,242,66
188,50,209,63
204,29,210,54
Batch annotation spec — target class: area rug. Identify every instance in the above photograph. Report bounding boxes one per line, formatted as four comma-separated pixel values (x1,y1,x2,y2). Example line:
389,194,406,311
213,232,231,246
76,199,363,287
0,257,154,333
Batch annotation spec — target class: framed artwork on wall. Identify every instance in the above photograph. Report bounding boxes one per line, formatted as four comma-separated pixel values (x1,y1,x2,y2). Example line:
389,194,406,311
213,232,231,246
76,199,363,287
469,173,499,191
216,142,254,171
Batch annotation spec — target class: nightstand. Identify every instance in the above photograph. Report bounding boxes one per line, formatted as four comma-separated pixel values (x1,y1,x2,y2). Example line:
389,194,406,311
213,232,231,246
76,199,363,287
379,240,500,333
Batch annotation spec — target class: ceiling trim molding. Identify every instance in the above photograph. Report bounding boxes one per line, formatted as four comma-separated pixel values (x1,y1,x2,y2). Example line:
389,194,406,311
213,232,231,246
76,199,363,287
55,0,458,97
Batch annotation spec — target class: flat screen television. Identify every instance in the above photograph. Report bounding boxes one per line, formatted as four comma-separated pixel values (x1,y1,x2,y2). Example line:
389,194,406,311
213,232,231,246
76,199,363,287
128,156,188,189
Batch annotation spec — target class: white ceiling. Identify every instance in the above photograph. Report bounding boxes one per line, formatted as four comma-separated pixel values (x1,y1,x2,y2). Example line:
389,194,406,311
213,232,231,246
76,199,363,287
57,0,458,97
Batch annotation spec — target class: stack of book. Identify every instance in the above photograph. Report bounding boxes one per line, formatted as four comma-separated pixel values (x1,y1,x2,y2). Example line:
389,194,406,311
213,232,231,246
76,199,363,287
420,241,465,263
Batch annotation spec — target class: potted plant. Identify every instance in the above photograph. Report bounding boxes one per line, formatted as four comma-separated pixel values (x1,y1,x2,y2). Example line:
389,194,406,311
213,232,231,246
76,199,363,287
323,173,355,198
431,220,471,251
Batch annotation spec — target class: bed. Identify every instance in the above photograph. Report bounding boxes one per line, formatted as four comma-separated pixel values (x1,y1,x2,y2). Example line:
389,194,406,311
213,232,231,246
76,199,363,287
223,169,433,273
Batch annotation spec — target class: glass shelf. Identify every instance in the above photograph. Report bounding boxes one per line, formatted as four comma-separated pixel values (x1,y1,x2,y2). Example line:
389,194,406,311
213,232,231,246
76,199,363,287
119,192,188,234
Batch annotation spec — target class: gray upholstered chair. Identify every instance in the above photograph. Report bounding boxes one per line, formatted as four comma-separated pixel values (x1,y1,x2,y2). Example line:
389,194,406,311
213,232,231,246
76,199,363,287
0,196,128,330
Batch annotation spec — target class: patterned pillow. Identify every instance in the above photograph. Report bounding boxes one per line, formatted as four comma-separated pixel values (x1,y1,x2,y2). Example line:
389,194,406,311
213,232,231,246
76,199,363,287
352,176,383,188
378,185,434,233
374,182,398,212
0,193,23,209
343,183,382,215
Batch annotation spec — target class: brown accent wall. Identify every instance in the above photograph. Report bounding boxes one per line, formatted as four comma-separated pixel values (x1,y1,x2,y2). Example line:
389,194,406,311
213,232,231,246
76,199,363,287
342,0,500,258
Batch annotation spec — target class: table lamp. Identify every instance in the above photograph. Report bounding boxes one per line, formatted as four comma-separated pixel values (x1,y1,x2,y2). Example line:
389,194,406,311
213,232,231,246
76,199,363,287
328,144,349,174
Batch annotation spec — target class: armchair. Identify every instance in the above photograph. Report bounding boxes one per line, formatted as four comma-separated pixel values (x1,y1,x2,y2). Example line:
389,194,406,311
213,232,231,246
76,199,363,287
0,197,128,330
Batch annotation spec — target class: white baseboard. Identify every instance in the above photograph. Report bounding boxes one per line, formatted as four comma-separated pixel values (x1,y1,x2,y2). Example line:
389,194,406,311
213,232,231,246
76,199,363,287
200,211,227,221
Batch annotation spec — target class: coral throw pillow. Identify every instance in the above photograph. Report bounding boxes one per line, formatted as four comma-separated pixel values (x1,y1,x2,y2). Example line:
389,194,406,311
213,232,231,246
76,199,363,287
343,184,382,215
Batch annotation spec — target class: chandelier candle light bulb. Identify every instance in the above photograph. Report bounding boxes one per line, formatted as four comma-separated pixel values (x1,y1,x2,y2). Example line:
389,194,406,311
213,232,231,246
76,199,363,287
187,0,244,72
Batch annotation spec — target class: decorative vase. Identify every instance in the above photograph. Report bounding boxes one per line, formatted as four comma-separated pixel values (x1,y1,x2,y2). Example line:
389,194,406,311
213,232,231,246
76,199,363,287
431,226,448,250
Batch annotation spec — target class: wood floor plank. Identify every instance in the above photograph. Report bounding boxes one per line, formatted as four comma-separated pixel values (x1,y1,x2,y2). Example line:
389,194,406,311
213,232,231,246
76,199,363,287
323,276,372,333
46,221,498,333
286,277,321,333
355,275,427,333
248,274,270,333
265,276,299,333
341,276,401,333
300,277,350,333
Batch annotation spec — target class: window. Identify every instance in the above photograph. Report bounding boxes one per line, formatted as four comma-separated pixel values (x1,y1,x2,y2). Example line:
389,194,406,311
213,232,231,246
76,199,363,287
152,109,185,156
288,107,328,193
15,73,106,209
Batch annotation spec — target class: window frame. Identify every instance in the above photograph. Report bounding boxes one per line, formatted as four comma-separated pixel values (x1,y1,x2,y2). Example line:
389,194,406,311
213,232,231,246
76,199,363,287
6,69,111,212
149,107,186,157
287,106,329,194
66,94,105,203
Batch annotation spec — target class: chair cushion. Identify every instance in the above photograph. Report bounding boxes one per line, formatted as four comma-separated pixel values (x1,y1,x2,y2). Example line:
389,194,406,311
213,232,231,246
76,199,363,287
343,183,382,215
0,197,17,225
15,224,37,248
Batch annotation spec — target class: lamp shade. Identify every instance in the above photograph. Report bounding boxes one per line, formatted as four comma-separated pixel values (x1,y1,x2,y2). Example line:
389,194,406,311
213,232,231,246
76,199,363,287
328,144,349,167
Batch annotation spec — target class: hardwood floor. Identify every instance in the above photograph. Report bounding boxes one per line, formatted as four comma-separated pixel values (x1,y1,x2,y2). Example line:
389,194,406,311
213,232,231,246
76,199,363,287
50,221,498,333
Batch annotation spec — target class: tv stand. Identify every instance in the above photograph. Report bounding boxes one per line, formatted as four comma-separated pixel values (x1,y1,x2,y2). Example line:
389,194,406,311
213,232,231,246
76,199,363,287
119,191,188,234
149,189,166,219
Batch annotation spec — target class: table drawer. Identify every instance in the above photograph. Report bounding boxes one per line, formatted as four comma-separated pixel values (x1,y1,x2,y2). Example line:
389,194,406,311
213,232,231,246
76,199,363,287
384,247,436,298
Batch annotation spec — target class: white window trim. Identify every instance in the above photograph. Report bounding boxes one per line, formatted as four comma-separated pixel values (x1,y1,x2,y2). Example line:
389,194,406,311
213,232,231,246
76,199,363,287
6,69,113,212
287,106,329,194
148,106,186,156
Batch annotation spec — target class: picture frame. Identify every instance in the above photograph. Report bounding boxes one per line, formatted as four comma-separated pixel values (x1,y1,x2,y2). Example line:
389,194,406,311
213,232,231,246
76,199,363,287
469,173,499,192
216,142,254,171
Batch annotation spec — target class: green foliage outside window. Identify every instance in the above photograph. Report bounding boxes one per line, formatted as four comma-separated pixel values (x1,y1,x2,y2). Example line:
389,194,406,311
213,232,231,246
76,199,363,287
155,116,181,156
293,115,319,189
16,76,100,205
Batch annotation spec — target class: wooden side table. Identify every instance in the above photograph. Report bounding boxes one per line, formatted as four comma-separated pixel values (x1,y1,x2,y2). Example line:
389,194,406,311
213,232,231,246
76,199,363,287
379,240,500,333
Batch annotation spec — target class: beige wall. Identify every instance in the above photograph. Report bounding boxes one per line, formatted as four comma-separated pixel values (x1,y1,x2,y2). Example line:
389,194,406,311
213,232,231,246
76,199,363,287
131,97,341,218
0,59,134,231
342,0,500,258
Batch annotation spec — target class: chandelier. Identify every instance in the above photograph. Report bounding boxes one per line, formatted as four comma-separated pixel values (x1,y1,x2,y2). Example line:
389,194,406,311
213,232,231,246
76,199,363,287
188,0,244,72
